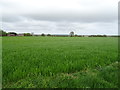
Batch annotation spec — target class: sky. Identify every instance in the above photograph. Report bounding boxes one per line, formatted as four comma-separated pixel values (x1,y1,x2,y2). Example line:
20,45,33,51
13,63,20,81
0,0,119,35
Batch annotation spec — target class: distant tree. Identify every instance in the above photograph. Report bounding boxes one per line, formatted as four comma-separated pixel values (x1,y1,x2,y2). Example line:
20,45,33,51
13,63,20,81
75,34,78,37
103,35,107,37
41,33,45,36
8,32,17,36
0,30,7,36
69,31,74,37
8,32,17,35
24,33,31,36
47,34,51,36
89,35,107,37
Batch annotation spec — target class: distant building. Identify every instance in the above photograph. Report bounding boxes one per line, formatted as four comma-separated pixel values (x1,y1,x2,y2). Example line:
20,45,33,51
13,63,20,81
52,35,68,37
17,33,24,36
84,35,89,37
7,32,17,36
31,32,34,36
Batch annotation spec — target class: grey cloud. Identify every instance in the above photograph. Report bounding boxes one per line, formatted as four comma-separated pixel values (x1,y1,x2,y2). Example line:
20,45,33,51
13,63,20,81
2,19,117,35
22,10,117,23
2,8,117,23
1,0,118,35
2,15,24,22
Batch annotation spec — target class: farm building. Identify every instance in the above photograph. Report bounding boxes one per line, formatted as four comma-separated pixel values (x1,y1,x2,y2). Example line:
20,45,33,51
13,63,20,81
7,32,17,36
17,33,24,36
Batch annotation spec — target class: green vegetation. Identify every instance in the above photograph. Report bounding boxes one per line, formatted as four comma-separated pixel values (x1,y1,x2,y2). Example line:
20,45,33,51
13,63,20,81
0,30,7,36
24,33,32,36
2,37,118,88
0,37,2,89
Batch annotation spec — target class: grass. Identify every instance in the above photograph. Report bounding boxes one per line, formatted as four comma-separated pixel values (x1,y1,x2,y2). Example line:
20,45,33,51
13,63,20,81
2,36,118,88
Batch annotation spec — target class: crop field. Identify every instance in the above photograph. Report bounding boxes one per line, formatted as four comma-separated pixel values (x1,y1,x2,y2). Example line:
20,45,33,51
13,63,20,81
2,37,118,88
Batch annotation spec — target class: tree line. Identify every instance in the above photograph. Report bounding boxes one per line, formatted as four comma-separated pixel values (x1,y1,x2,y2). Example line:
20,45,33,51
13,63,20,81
0,30,52,36
0,30,119,37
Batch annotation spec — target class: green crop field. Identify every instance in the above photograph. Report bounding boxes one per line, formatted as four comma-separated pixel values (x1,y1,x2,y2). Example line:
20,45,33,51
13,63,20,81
2,37,118,88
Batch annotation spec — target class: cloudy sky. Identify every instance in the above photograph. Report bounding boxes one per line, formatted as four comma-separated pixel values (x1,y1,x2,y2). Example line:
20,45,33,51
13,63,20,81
0,0,118,35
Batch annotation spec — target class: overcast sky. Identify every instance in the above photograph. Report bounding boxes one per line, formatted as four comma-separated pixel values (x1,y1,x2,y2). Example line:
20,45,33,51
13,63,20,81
0,0,118,35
